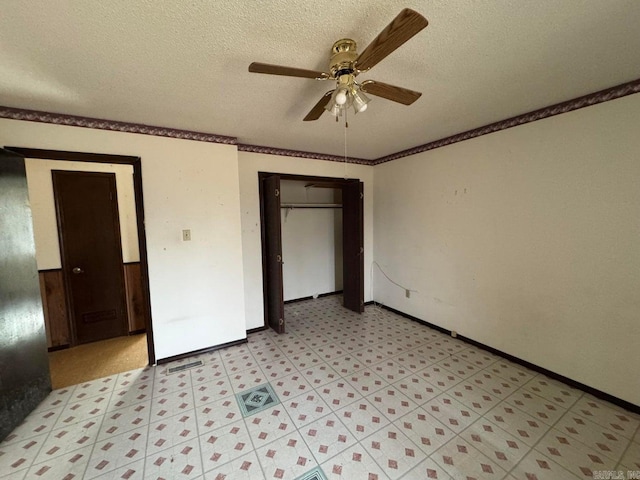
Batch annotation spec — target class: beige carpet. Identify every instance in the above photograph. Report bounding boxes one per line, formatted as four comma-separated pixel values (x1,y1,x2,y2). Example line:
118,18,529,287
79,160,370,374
48,333,149,389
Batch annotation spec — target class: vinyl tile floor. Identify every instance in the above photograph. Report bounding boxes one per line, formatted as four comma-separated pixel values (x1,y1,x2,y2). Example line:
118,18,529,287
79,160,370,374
1,296,639,479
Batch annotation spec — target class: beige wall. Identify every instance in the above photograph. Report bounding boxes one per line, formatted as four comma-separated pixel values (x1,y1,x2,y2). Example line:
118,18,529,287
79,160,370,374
373,94,640,406
24,159,139,270
1,119,246,361
237,152,373,330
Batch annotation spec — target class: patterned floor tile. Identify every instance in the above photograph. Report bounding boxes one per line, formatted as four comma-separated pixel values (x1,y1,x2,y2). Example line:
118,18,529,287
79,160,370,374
405,457,453,479
147,412,199,455
189,361,228,388
460,418,530,470
0,406,65,446
392,374,440,405
362,425,424,479
414,365,464,392
320,443,390,480
92,458,145,479
453,347,499,368
256,432,318,480
235,383,280,417
436,357,481,379
98,400,151,440
261,357,298,381
152,371,192,396
287,351,324,371
115,368,154,390
327,354,367,376
202,451,263,480
432,437,507,480
34,418,102,465
366,387,417,422
195,396,242,436
535,428,618,478
298,364,340,388
70,376,118,401
0,433,48,477
283,393,331,429
23,444,92,480
371,340,406,357
508,450,581,480
229,368,268,393
447,381,500,414
422,394,481,433
217,343,252,361
222,353,259,375
313,343,349,362
252,346,286,364
570,395,640,440
108,383,153,412
466,371,517,399
619,441,640,470
506,389,568,425
243,405,294,449
317,379,363,410
394,407,456,456
370,359,412,384
149,388,195,421
523,375,583,408
32,387,74,413
486,401,552,447
388,349,433,372
345,368,386,395
199,420,254,473
428,337,468,354
270,373,314,401
300,414,357,463
193,377,234,406
54,393,111,428
144,438,203,479
487,361,537,386
335,399,389,440
85,426,148,479
554,413,631,462
351,346,388,368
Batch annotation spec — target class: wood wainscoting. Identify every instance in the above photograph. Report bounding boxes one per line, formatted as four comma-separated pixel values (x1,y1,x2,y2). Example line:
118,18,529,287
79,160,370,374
39,262,148,349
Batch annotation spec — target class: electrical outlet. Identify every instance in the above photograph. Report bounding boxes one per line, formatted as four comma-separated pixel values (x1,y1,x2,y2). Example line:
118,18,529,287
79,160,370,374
405,289,411,298
451,330,457,338
182,229,191,241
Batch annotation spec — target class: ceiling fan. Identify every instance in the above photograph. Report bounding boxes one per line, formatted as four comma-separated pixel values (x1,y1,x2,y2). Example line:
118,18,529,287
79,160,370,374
248,8,428,121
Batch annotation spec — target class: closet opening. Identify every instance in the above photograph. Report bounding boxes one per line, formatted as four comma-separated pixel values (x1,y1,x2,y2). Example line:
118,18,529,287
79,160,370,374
259,172,364,334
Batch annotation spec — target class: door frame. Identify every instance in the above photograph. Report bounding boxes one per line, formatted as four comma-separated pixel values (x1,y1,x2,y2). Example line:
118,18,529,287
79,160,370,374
258,171,364,330
3,147,156,364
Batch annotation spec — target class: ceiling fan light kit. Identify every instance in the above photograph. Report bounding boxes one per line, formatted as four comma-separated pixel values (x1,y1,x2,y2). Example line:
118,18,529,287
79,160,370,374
248,8,428,122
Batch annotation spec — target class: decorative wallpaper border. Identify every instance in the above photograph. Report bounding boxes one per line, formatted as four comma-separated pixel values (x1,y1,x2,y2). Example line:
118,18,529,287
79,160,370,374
0,106,237,145
237,143,371,165
372,78,640,165
1,78,638,164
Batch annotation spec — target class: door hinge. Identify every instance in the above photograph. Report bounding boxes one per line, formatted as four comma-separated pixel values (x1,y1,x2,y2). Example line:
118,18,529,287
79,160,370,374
276,254,282,263
360,192,364,199
278,318,284,326
275,189,280,197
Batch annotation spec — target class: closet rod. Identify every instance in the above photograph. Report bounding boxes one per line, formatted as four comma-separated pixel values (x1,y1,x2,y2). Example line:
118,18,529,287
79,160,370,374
281,203,342,209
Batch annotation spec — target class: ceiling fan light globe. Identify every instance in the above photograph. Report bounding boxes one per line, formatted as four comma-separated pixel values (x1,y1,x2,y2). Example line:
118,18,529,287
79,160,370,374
352,89,370,114
335,89,348,105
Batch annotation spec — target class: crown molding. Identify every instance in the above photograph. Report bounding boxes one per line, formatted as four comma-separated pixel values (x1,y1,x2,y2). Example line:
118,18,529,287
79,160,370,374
0,106,237,145
1,78,638,165
372,78,640,165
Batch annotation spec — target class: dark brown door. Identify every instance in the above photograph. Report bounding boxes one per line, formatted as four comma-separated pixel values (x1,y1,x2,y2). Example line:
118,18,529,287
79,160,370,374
52,171,127,344
342,180,364,313
261,174,285,333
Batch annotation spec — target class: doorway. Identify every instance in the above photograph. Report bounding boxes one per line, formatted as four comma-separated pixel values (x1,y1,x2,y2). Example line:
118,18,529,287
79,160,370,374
259,172,364,333
5,147,156,366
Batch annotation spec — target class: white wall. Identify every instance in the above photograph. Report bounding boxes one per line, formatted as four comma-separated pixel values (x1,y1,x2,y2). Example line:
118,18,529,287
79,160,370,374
24,159,139,270
281,180,342,301
1,119,246,361
238,152,373,330
374,94,640,406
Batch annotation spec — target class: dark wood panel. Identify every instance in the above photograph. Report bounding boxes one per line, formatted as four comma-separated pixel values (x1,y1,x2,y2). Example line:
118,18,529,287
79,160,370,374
342,181,364,313
0,148,51,441
38,270,70,348
124,263,148,333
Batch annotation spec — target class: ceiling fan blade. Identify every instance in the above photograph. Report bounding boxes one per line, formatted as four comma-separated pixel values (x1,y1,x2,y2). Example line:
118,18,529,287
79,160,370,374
360,80,422,105
249,62,329,80
355,8,428,72
303,91,334,121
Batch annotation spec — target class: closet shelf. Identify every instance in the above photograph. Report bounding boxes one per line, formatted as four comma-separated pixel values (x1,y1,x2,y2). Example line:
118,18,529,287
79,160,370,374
281,203,342,209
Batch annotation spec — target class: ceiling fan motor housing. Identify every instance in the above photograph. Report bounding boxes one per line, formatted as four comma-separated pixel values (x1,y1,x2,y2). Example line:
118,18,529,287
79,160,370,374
330,39,358,78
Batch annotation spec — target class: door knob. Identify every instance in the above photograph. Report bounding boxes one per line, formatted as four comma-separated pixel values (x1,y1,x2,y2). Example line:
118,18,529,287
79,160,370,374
72,267,84,274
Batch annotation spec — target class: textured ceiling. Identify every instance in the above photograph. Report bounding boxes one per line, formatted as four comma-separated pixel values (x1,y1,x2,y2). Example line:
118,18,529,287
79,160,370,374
1,1,639,159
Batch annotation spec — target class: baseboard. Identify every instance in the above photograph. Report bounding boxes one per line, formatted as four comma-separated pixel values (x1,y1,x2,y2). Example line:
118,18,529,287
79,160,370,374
247,326,268,335
376,303,640,414
128,329,146,336
47,344,70,353
284,290,343,304
156,338,248,365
